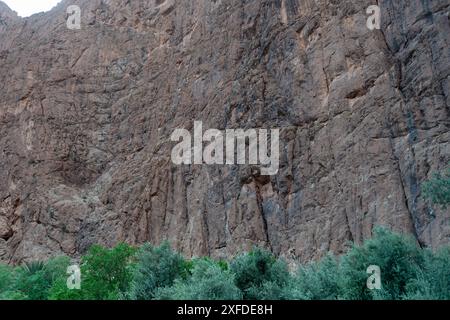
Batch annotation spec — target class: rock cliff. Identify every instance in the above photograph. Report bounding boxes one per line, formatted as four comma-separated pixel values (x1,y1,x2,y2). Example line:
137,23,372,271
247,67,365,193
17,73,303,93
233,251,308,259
0,0,449,263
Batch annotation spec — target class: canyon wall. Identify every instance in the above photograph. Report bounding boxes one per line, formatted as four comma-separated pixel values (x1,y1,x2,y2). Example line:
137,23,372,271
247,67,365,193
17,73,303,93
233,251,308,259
0,0,449,263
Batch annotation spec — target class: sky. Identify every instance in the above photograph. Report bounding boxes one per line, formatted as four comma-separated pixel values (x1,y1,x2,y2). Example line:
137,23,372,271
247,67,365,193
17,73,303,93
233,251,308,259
2,0,62,17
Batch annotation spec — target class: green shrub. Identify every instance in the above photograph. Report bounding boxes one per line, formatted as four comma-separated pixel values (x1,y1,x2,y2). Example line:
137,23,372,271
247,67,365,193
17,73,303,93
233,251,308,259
49,243,136,300
0,264,24,300
230,248,290,300
287,255,340,300
155,259,242,300
3,227,450,301
422,166,450,209
15,257,71,300
0,264,15,292
339,227,424,300
128,242,187,300
48,277,84,300
404,247,450,300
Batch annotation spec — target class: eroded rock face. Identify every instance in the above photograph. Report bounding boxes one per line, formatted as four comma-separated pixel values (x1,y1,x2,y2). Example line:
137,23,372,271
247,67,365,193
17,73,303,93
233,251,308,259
0,0,449,263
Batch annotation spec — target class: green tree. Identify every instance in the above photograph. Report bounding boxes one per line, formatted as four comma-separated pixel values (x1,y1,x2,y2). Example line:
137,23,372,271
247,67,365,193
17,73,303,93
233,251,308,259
0,264,15,293
0,264,26,300
128,242,187,300
339,227,424,300
48,277,84,300
287,255,340,300
2,227,449,301
49,243,136,300
230,248,290,300
405,247,450,300
422,166,450,209
15,257,70,300
155,259,242,300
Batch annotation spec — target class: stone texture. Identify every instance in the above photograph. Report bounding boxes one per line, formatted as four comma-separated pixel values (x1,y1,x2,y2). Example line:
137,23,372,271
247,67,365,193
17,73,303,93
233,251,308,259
0,0,449,263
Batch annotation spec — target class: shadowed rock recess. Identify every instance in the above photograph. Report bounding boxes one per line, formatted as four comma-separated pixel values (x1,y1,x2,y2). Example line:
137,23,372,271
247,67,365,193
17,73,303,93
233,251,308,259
0,0,449,264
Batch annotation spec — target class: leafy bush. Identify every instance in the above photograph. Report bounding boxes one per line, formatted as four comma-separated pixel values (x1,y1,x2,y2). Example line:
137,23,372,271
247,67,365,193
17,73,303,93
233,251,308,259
0,264,24,300
0,264,14,292
404,247,450,300
339,227,424,300
155,259,242,300
48,277,84,300
16,257,71,300
82,243,136,299
230,248,290,300
287,255,340,300
3,227,450,301
49,243,136,300
128,242,187,300
422,166,450,209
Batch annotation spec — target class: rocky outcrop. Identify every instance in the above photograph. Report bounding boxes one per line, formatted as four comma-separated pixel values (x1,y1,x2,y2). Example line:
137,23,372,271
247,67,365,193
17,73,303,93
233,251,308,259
0,0,449,263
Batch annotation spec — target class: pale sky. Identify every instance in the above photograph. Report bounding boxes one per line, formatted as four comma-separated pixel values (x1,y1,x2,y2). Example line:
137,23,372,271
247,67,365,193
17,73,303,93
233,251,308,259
2,0,62,17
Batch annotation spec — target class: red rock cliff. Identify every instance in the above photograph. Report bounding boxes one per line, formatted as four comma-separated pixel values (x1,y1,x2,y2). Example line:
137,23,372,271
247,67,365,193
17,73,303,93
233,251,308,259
0,0,449,263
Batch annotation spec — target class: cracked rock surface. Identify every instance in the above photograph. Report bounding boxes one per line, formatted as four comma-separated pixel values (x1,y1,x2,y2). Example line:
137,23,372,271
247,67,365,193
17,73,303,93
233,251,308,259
0,0,449,263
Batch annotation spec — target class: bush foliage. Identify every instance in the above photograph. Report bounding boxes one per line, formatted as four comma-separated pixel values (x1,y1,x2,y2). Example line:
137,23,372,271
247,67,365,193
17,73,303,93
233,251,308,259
49,243,136,300
128,242,187,300
1,228,450,300
154,258,242,300
230,248,290,300
422,166,450,209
